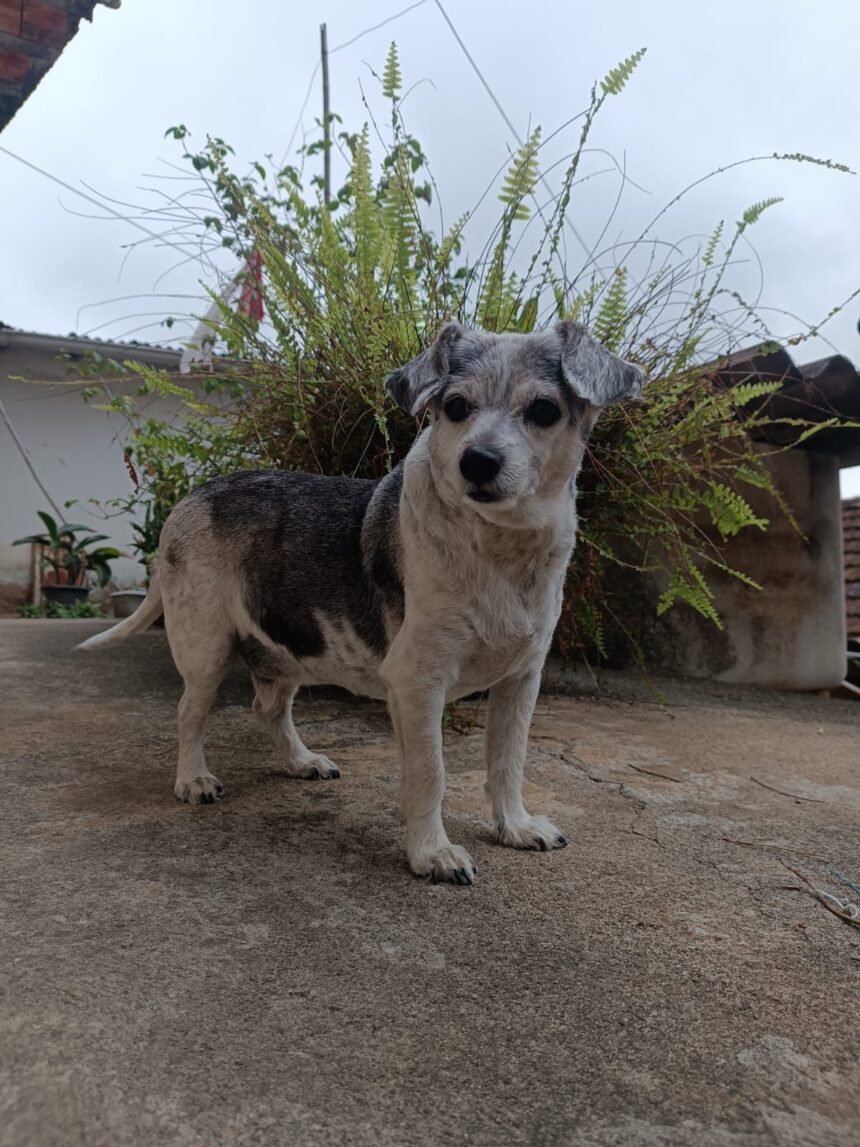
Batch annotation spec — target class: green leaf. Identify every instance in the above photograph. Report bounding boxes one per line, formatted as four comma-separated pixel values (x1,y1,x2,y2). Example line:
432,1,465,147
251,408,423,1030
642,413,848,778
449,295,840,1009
12,534,49,547
36,511,59,542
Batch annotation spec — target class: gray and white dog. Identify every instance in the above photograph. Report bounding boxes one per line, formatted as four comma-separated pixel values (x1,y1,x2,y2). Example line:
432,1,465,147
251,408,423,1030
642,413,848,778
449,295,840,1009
81,321,642,885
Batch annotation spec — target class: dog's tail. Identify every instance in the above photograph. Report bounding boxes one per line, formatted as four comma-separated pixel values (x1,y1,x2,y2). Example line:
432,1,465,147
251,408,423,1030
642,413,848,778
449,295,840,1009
77,569,164,651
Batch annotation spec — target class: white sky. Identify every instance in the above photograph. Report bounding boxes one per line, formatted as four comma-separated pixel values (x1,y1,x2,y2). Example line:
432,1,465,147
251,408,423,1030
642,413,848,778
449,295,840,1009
1,0,859,492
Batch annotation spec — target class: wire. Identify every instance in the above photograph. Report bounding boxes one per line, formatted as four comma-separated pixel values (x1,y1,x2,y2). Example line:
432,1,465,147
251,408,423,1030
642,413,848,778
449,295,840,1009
0,396,65,518
432,0,591,259
334,0,429,52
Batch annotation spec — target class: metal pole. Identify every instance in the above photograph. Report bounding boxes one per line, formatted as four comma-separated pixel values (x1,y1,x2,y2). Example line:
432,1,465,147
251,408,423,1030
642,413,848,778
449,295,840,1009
320,23,331,206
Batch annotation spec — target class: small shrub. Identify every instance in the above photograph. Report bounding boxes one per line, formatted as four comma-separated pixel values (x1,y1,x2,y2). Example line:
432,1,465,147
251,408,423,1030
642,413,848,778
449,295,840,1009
18,600,107,619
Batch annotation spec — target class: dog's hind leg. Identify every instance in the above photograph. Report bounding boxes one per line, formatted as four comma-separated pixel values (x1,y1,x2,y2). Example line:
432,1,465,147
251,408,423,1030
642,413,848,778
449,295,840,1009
166,615,233,804
252,677,341,780
484,665,568,852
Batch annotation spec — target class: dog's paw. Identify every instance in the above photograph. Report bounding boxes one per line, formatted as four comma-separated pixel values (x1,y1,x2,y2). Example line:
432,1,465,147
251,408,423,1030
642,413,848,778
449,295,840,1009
409,843,477,886
289,753,341,780
175,773,225,805
497,814,567,852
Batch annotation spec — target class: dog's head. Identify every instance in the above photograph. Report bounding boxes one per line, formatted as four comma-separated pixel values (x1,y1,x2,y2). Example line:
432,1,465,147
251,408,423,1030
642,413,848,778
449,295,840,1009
386,321,644,524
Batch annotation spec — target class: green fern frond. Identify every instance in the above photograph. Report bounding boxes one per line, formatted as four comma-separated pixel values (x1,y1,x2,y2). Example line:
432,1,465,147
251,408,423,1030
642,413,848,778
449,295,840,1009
764,417,849,448
706,557,762,591
593,620,607,660
600,48,646,96
517,295,539,332
436,212,469,270
657,558,721,627
351,124,379,281
701,482,768,538
775,151,854,175
740,197,783,228
498,128,541,222
593,268,628,350
728,380,782,406
733,465,771,490
382,42,402,99
701,220,724,269
564,279,602,323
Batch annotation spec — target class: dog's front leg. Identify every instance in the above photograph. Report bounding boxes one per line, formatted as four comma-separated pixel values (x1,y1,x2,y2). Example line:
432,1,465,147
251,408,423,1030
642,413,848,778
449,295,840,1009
485,666,568,852
387,678,476,885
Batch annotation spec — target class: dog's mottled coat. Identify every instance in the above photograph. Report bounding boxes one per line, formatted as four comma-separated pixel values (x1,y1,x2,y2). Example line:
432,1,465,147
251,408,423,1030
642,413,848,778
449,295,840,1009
81,321,643,884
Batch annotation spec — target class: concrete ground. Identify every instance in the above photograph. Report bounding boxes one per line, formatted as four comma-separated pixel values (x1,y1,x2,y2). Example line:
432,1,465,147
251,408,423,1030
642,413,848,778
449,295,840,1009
1,618,859,1147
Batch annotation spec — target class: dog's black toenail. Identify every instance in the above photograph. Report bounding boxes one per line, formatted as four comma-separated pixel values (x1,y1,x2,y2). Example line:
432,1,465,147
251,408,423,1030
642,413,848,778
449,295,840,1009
330,768,341,779
538,837,548,851
308,767,320,779
430,866,438,885
556,834,568,847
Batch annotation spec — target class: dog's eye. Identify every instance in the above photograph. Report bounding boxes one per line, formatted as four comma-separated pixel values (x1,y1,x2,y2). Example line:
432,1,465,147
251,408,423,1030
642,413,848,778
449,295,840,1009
524,398,562,427
443,395,472,423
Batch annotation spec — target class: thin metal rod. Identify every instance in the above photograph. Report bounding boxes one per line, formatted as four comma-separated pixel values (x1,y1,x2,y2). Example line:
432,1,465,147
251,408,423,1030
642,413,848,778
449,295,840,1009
321,23,332,206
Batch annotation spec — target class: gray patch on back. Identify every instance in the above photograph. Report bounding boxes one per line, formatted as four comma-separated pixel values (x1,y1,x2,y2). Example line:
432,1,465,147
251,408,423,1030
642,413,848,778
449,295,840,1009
191,469,404,660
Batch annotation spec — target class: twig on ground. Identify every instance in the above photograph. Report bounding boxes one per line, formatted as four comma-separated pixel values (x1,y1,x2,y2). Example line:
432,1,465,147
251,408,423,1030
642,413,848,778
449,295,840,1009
749,777,825,803
721,836,833,864
628,763,681,783
779,859,860,930
629,823,664,848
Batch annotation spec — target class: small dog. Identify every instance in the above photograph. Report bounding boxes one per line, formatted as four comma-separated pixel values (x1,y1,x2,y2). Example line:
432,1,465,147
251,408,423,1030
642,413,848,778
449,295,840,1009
81,321,642,884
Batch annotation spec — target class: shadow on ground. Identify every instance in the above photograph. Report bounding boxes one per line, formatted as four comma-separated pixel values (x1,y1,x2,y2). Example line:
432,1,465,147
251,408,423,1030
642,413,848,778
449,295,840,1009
2,619,859,1146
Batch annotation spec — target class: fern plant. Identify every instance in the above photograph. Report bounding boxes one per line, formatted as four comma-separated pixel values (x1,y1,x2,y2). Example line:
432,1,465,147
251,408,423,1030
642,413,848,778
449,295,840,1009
86,43,856,666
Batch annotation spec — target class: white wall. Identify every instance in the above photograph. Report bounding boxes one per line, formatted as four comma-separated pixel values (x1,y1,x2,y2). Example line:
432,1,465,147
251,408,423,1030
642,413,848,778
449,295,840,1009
0,337,187,594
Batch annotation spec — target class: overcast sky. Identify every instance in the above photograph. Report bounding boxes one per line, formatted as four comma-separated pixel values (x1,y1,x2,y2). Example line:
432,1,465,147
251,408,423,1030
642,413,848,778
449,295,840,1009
2,0,859,491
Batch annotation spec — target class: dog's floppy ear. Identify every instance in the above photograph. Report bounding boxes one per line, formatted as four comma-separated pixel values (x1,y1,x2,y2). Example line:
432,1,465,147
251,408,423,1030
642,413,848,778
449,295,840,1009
556,320,644,407
385,321,464,416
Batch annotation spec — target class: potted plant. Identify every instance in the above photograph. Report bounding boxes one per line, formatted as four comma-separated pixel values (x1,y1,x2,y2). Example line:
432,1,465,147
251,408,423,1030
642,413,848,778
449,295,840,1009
13,512,123,606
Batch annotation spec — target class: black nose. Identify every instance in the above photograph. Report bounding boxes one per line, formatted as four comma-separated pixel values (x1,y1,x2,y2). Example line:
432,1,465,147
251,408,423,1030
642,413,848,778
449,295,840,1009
459,445,502,486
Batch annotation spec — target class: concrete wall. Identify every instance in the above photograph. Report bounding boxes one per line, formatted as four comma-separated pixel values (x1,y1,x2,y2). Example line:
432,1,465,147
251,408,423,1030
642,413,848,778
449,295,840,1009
0,335,184,608
606,448,846,691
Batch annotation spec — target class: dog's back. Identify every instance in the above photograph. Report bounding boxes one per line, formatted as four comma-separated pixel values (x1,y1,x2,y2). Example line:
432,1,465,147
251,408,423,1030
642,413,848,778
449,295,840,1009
163,468,404,663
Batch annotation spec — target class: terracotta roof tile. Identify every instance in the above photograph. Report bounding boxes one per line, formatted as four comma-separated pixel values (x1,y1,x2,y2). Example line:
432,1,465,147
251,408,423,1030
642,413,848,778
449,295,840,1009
843,498,860,639
0,2,118,132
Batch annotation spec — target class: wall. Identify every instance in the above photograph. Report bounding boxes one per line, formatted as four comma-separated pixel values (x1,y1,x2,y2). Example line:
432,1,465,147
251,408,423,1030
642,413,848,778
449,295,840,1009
606,448,847,691
0,336,184,609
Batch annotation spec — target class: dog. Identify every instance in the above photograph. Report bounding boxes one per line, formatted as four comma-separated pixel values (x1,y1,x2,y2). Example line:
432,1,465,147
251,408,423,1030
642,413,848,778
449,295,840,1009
80,320,643,884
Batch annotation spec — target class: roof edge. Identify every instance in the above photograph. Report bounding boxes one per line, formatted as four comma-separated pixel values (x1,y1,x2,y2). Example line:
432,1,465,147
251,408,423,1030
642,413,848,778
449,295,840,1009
0,329,182,369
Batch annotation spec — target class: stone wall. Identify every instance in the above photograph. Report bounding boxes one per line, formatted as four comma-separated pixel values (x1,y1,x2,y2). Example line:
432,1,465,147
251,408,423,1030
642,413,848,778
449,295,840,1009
604,448,846,691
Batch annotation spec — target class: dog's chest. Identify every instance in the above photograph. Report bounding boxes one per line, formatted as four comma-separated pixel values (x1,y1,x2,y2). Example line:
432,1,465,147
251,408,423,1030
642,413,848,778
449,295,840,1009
450,566,560,692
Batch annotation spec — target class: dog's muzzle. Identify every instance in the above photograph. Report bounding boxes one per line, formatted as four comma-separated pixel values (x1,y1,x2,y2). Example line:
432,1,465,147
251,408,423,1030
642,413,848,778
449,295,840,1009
460,445,503,503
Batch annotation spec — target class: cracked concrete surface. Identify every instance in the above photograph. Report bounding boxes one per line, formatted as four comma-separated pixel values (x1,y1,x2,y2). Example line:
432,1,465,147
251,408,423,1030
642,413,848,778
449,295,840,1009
1,619,859,1146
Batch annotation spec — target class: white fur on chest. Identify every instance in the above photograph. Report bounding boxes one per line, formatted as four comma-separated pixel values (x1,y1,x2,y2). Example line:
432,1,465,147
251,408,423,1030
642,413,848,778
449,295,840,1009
296,615,389,700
